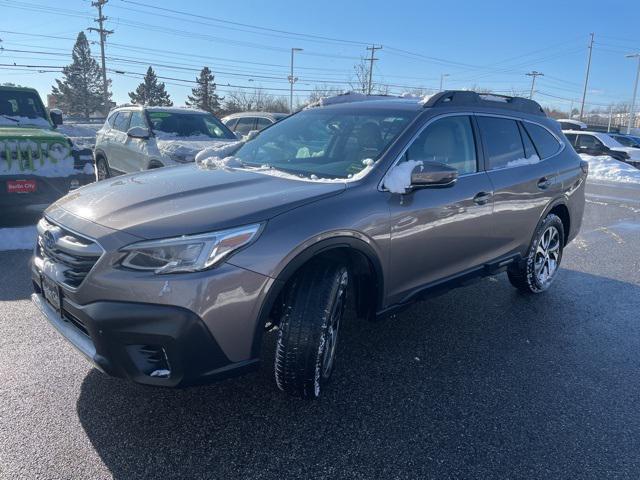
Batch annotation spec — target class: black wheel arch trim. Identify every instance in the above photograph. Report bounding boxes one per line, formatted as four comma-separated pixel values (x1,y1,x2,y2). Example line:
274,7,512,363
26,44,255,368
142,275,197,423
250,236,384,358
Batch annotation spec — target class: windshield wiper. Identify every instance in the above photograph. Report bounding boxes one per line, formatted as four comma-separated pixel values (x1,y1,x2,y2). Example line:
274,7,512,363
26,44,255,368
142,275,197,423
0,114,20,124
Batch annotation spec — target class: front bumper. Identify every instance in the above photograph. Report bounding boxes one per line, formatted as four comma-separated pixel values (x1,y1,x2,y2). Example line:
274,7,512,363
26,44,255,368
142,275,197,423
30,289,260,387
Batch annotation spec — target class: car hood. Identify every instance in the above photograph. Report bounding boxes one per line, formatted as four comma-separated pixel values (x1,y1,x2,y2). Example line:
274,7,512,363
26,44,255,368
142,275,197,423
51,164,346,239
155,136,237,161
611,147,640,161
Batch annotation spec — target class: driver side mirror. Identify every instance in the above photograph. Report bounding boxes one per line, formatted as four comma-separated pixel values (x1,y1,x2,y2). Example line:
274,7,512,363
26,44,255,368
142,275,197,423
410,161,458,188
49,108,63,127
127,126,150,139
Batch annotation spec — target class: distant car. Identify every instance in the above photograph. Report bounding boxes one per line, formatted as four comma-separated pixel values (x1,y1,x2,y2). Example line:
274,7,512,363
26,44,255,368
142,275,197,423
94,106,237,180
563,130,640,167
609,133,640,149
221,112,288,136
556,119,587,131
0,85,94,213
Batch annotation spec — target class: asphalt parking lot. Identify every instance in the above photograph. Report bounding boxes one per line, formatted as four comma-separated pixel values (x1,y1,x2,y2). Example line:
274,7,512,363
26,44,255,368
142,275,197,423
1,180,640,480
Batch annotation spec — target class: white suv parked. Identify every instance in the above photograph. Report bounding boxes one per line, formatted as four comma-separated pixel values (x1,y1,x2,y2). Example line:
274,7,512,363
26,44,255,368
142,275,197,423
94,106,237,179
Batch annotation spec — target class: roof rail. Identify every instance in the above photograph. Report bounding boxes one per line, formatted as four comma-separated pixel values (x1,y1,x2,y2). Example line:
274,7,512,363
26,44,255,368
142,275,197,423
423,90,546,116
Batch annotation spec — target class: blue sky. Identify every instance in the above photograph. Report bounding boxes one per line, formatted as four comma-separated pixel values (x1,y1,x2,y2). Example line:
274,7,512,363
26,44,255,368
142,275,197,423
1,0,639,111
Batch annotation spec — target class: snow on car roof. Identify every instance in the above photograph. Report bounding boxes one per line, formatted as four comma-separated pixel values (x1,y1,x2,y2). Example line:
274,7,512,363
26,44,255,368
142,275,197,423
563,130,625,148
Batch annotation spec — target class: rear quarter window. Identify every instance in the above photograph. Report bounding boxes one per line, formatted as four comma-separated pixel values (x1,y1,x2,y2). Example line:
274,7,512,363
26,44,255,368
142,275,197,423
523,123,561,159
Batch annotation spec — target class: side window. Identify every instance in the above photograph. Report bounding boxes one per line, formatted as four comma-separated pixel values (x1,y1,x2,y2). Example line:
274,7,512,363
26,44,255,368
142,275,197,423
564,133,577,145
523,123,561,159
129,110,147,129
106,112,118,128
234,117,256,136
405,116,477,175
577,134,602,149
255,117,272,130
224,118,238,131
113,111,131,132
477,116,525,170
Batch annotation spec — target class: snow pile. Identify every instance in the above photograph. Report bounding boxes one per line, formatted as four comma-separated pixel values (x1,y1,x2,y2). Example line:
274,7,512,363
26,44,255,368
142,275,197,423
479,94,508,103
197,156,243,170
0,115,50,128
0,226,37,251
383,160,423,193
506,154,540,168
579,154,640,184
194,141,243,164
156,133,237,162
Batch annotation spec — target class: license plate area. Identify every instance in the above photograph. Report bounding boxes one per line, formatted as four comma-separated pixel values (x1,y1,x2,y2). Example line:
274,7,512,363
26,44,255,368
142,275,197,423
41,274,62,314
7,180,37,193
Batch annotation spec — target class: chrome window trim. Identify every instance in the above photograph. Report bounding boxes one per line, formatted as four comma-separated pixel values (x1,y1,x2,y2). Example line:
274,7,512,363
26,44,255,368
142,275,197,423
474,113,566,169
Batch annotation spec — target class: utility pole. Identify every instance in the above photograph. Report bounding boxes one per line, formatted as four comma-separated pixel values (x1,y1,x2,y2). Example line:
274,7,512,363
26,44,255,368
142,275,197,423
88,0,113,116
625,53,640,134
526,71,544,99
579,32,595,121
366,45,383,95
439,73,450,91
288,47,303,114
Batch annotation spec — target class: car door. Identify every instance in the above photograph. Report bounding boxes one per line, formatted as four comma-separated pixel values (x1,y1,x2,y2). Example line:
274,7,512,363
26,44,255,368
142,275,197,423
109,111,132,173
387,114,496,303
123,110,151,171
477,115,563,259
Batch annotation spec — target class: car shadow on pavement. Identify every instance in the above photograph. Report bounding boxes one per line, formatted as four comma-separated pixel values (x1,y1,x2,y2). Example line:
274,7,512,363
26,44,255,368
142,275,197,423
76,269,640,479
0,250,33,301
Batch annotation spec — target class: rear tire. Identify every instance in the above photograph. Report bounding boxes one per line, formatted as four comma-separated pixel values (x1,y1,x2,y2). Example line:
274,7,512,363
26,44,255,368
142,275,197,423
508,213,564,294
95,156,110,181
274,259,349,399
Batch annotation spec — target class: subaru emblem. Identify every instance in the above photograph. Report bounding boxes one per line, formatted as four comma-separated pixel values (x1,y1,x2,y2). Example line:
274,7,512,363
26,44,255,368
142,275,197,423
43,230,56,250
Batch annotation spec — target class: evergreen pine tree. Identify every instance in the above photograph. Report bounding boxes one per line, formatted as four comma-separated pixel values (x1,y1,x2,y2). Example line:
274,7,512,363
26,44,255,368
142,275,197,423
186,67,222,114
128,67,173,106
51,32,110,119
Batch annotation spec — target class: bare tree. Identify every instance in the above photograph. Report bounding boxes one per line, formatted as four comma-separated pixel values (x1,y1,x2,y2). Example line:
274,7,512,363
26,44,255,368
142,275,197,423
222,88,288,114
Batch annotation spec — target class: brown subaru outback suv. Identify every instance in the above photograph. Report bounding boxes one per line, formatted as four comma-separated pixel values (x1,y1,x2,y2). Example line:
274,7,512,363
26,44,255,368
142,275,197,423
31,91,587,398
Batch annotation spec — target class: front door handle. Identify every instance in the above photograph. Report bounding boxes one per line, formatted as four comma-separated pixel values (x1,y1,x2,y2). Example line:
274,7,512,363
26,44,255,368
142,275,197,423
473,192,492,205
537,177,552,190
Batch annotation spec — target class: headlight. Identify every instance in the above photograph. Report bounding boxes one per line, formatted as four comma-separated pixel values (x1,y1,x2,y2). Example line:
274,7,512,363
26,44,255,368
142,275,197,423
120,224,262,274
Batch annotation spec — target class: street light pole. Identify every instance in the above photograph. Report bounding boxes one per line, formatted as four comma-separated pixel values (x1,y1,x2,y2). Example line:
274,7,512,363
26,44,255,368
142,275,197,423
288,47,303,114
439,73,449,91
625,53,640,134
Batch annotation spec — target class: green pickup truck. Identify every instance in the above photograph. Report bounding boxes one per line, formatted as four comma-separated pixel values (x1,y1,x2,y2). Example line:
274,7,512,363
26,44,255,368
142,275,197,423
0,85,95,213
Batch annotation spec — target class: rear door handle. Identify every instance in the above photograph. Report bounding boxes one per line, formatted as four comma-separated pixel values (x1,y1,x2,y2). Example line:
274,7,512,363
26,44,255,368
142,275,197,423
473,192,492,205
537,177,552,190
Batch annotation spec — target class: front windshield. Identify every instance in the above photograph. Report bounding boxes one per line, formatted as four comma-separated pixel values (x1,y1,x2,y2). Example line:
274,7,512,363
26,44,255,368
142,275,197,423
0,90,49,126
233,108,416,179
148,111,236,140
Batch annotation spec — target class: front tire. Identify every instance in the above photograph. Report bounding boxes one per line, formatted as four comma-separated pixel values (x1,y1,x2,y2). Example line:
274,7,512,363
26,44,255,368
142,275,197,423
508,213,564,293
95,156,110,181
274,260,349,399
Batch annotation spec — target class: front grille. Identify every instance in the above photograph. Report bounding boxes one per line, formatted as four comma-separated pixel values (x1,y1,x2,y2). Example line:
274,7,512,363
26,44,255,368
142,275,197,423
36,218,102,288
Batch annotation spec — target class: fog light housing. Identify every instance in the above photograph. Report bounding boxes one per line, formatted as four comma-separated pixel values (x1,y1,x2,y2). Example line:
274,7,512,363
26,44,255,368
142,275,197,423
126,344,172,378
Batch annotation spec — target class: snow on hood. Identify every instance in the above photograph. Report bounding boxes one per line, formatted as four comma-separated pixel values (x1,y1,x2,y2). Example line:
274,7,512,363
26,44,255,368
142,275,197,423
57,123,98,150
154,132,237,160
0,139,86,178
580,153,640,184
0,115,51,128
